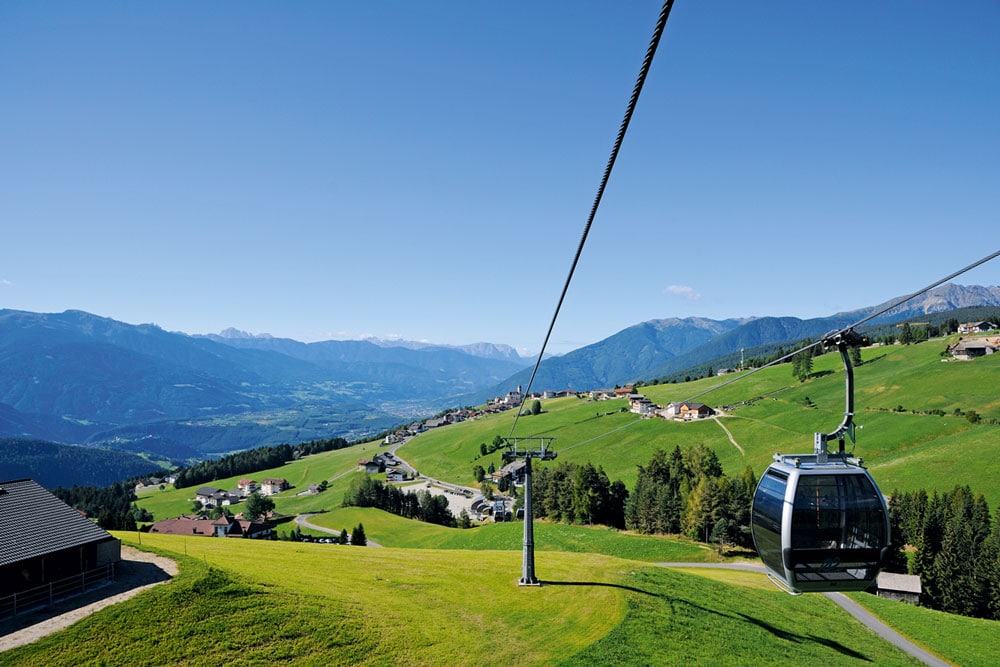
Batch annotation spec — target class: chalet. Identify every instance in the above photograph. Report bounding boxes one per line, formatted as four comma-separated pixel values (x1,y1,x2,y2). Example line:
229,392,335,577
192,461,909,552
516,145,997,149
424,417,449,429
678,402,714,420
661,401,714,421
875,572,922,604
628,395,658,416
949,341,997,360
491,460,526,485
590,388,617,401
195,486,235,508
386,469,405,482
149,514,273,540
614,385,635,397
260,478,289,496
135,476,164,491
958,321,997,334
0,479,121,598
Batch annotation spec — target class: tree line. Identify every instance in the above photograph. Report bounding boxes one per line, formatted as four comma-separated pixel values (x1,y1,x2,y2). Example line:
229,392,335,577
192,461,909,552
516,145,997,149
625,446,757,550
518,446,756,553
887,485,1000,620
52,481,149,531
524,461,628,529
172,436,349,489
342,475,458,528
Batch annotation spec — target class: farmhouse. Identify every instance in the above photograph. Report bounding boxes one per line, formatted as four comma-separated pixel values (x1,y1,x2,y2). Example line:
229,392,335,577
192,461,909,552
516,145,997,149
876,572,922,604
149,514,273,539
590,388,617,401
0,478,121,598
949,340,997,360
660,401,715,421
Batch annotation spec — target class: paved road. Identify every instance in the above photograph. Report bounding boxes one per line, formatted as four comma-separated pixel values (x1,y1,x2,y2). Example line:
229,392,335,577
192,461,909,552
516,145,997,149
295,513,383,548
656,562,951,667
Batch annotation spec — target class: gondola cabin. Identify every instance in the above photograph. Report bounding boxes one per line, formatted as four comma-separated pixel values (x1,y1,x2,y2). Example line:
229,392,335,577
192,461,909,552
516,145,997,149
751,452,890,594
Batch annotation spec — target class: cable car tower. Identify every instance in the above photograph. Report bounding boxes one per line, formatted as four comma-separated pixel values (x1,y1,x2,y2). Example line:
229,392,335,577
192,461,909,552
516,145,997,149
501,437,557,586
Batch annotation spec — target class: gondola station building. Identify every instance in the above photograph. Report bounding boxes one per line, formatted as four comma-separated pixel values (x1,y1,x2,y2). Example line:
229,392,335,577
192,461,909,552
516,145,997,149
0,478,121,599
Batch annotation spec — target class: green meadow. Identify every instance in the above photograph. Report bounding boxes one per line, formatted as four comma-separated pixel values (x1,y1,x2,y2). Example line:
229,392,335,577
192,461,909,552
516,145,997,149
400,337,1000,500
11,532,996,666
136,336,1000,537
81,335,1000,664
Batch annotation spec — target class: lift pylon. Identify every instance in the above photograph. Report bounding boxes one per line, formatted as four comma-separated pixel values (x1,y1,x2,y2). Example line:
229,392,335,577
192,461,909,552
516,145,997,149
501,437,556,586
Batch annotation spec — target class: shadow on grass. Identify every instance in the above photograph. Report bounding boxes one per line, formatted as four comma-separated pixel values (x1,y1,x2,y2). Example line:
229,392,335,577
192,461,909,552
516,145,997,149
737,613,872,662
542,580,657,597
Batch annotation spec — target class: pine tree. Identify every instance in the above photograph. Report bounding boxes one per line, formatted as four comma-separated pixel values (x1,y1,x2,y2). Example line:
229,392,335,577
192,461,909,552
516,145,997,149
351,523,367,546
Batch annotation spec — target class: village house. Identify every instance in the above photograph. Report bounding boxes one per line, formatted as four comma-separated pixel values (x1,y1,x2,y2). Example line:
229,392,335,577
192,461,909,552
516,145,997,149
500,385,524,407
490,460,527,485
628,394,658,416
195,486,237,508
260,478,289,496
149,514,273,539
957,321,997,334
590,388,617,401
237,479,258,496
660,401,714,421
0,478,121,599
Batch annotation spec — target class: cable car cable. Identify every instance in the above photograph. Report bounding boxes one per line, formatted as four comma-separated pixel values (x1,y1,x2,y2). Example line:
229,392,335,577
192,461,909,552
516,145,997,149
507,0,676,439
681,248,1000,406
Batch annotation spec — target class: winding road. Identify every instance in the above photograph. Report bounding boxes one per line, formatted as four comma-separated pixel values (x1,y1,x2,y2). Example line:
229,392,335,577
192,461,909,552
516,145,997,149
295,513,383,547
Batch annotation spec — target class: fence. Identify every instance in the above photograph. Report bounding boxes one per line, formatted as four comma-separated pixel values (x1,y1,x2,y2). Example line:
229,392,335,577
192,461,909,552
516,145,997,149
0,563,116,619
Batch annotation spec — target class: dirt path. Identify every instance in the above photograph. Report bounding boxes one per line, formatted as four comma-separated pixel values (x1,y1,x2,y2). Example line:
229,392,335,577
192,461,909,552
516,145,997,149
711,415,745,455
0,545,178,653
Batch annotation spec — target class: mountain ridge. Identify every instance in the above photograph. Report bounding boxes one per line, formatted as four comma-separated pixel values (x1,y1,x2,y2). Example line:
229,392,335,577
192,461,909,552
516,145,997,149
1,283,997,464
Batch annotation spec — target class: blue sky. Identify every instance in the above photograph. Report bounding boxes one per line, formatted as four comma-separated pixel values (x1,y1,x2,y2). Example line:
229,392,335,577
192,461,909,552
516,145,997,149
2,2,998,355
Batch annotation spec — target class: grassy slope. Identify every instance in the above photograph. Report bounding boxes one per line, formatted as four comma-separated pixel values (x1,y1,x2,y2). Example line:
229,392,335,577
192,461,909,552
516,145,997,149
111,337,1000,664
6,534,954,666
400,337,1000,500
304,506,723,562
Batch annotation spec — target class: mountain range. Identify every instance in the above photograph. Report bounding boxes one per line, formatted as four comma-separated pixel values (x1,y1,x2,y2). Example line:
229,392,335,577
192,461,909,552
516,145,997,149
0,283,997,465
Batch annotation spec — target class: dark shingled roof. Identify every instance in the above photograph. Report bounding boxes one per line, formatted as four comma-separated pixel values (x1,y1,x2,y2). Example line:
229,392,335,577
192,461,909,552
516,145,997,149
0,478,116,567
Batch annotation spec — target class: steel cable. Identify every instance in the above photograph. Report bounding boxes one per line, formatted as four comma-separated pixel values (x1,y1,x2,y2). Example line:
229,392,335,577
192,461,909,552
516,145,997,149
509,0,676,438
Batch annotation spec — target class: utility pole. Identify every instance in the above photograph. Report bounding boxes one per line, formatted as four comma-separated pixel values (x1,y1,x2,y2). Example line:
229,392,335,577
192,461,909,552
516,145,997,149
501,437,556,586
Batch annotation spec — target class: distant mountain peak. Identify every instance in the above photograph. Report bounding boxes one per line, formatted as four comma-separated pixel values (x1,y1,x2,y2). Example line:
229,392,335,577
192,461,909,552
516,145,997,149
217,327,273,340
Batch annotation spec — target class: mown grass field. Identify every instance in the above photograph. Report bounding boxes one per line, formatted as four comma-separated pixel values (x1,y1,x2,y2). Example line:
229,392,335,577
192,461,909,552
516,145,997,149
304,505,724,562
11,533,993,666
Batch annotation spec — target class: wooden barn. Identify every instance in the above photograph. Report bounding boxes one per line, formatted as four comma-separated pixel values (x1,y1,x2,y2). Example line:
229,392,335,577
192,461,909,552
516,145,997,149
0,478,121,599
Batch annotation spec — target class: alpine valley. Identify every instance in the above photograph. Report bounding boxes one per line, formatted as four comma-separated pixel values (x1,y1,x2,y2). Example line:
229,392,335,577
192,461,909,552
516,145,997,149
1,283,998,478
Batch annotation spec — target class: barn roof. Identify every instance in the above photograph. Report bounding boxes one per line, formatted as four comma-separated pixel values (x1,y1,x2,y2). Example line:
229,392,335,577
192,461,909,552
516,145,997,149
0,478,116,567
877,572,922,594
